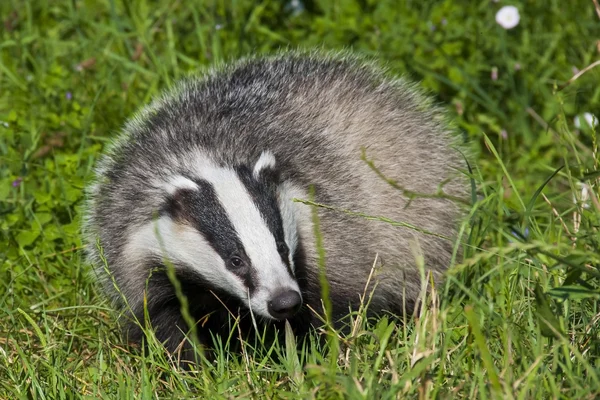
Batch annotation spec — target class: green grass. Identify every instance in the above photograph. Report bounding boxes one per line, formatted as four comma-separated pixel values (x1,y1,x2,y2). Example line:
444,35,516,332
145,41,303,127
1,0,600,398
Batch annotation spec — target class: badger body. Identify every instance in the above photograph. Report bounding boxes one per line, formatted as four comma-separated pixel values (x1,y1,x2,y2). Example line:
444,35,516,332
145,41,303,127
83,51,467,362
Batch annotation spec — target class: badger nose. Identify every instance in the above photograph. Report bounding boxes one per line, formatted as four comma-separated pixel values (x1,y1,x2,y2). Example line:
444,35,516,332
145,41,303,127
268,289,302,320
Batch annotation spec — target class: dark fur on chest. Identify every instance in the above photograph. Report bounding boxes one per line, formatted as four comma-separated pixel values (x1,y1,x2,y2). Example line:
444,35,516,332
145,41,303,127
124,250,317,366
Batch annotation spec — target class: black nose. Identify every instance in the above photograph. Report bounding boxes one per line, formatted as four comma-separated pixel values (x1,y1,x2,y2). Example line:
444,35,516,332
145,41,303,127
268,290,302,320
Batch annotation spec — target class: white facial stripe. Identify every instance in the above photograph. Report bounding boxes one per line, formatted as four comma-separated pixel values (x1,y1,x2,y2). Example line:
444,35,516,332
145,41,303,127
277,181,303,268
162,175,198,195
252,150,276,179
125,217,247,299
195,162,301,318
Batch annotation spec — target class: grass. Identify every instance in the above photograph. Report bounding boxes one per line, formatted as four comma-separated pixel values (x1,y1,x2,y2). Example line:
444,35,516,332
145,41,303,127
1,0,600,398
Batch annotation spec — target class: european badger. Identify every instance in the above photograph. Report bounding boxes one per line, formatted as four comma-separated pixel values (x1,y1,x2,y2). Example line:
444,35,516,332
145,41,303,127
83,50,467,363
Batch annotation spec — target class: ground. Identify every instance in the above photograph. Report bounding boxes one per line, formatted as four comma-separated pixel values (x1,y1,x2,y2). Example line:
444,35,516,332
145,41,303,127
1,0,600,398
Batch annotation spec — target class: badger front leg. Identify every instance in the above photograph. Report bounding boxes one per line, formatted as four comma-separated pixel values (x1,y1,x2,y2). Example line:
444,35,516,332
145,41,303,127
124,298,204,368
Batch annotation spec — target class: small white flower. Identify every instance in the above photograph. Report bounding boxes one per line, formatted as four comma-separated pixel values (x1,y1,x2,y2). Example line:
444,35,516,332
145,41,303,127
573,182,591,209
285,0,305,15
574,112,598,129
496,6,520,29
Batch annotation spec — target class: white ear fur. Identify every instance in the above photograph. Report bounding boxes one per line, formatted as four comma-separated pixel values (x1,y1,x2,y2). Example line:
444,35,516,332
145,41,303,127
163,175,198,195
252,150,276,179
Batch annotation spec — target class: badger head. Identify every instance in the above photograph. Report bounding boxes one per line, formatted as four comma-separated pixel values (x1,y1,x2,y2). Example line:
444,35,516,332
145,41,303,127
125,150,303,321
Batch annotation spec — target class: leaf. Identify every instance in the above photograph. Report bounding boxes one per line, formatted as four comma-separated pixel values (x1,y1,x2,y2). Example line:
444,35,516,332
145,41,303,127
17,308,47,347
458,149,477,206
34,191,52,205
464,305,502,393
548,254,600,278
548,286,600,300
534,283,564,339
525,165,563,227
16,229,41,247
65,187,81,203
284,320,303,385
35,212,53,226
62,220,80,236
394,355,436,389
562,268,584,286
581,170,600,182
7,109,17,121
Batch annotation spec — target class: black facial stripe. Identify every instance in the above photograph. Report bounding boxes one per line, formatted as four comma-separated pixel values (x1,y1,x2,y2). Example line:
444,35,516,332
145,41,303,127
161,179,257,294
235,165,293,274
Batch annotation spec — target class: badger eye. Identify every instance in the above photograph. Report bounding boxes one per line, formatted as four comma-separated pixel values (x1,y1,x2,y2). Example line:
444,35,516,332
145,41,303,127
229,256,244,269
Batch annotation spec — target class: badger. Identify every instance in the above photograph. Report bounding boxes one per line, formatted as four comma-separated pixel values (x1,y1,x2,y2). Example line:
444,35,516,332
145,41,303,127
82,50,468,364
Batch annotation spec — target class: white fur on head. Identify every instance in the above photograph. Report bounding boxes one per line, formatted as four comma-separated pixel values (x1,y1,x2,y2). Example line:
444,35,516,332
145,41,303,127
161,175,198,195
252,150,276,179
196,161,300,318
276,181,304,268
143,154,301,319
124,217,248,298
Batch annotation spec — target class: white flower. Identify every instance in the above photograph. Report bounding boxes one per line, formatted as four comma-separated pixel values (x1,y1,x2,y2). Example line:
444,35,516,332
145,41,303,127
491,66,498,81
496,6,520,29
574,112,598,129
573,182,591,209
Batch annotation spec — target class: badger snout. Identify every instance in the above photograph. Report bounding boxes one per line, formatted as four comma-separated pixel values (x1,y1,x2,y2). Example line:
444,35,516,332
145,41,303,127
267,289,302,320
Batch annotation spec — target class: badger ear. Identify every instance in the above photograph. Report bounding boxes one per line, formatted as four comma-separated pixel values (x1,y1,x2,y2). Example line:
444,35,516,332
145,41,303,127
252,150,277,180
160,175,198,220
163,175,198,196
